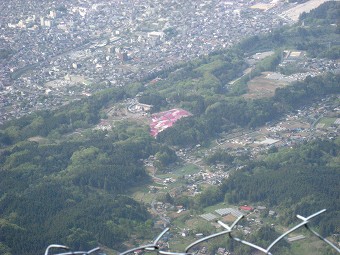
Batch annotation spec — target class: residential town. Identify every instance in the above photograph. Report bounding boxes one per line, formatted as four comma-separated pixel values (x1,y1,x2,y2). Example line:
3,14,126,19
0,0,323,124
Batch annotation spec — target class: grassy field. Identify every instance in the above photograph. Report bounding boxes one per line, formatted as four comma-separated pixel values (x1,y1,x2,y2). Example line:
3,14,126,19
131,190,156,204
129,181,158,204
289,237,338,255
157,164,201,179
318,117,337,127
194,59,225,74
203,202,231,213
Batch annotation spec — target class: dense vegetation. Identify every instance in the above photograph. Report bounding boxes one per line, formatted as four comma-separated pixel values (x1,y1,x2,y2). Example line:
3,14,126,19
0,127,162,254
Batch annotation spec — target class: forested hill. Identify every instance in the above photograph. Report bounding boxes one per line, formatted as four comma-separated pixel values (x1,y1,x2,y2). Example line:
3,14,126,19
0,133,157,255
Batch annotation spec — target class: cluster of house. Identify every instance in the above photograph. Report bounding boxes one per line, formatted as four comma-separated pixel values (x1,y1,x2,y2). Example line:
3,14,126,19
0,0,302,124
213,94,339,160
278,50,340,80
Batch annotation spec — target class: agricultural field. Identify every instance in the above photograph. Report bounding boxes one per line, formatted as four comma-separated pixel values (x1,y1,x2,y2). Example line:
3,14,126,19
289,237,337,255
316,117,339,129
156,164,201,179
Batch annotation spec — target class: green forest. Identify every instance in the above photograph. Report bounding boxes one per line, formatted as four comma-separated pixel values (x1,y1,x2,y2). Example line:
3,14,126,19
0,2,340,255
0,131,158,254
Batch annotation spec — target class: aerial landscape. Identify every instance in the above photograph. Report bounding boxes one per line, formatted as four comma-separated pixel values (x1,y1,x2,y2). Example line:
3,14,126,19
0,0,339,255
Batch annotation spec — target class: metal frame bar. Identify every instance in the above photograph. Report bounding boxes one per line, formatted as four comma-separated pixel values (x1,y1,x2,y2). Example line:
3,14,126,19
44,244,69,255
45,209,340,255
185,215,244,253
217,209,340,255
157,215,245,255
53,247,100,255
119,228,170,255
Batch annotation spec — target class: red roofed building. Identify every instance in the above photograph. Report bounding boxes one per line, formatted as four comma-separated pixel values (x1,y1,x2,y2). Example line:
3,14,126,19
240,205,254,211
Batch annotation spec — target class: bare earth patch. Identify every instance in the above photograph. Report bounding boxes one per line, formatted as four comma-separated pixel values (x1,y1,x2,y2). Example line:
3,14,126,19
222,214,237,223
282,0,333,22
243,72,289,99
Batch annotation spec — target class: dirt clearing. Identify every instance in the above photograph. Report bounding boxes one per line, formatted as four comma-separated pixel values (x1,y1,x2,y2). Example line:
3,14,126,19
243,72,289,99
